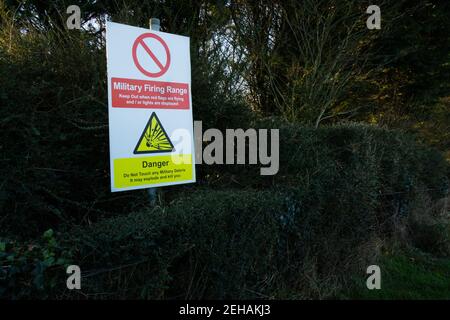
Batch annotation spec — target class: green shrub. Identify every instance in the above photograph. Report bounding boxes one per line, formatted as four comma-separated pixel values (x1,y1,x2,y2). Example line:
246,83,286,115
0,229,71,299
407,192,450,257
207,120,449,231
57,185,384,299
218,119,448,193
2,115,448,299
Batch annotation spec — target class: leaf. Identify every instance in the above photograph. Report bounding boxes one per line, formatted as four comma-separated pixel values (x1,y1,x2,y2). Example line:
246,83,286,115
43,229,54,240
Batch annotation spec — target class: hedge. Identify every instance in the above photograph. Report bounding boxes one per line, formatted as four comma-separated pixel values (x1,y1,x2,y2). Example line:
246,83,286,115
1,123,448,299
59,124,449,299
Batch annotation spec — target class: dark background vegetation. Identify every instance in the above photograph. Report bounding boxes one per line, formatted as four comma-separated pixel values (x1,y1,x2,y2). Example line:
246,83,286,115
0,0,449,299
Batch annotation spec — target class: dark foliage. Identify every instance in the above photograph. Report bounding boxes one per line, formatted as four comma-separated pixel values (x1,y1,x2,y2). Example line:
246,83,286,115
0,0,449,300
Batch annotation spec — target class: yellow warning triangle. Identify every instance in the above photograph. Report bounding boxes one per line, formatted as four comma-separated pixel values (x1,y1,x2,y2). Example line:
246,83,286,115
133,112,174,154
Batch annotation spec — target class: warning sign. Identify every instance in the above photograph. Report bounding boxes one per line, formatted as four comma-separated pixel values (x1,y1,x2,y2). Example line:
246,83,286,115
106,21,196,192
132,33,170,78
134,112,174,154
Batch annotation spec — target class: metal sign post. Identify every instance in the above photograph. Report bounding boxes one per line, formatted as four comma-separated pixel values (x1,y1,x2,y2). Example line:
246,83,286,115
147,17,160,205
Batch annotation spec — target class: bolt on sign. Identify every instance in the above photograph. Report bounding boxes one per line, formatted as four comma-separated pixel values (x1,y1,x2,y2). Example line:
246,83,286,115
106,22,196,192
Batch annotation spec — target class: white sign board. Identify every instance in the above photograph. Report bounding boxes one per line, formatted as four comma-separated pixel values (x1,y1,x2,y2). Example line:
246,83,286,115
106,21,196,192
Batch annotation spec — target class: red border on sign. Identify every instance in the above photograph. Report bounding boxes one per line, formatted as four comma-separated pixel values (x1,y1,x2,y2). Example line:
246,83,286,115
132,33,171,78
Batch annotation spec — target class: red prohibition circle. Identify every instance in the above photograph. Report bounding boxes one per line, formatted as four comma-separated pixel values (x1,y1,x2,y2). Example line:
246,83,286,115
132,33,171,78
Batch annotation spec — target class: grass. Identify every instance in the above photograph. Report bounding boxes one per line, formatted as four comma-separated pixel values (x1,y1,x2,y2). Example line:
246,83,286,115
341,251,450,299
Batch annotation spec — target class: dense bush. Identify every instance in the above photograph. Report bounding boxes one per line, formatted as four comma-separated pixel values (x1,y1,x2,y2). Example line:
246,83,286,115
57,188,375,299
0,229,70,299
207,121,449,239
1,123,442,299
220,119,449,194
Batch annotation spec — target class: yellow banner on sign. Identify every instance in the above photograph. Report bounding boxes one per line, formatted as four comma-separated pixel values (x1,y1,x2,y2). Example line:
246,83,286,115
114,154,193,189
